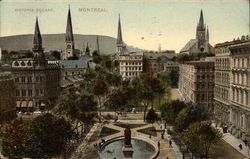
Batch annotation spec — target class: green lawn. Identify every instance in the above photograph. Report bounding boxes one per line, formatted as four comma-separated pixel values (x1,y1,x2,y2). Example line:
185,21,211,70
114,123,147,129
137,126,157,136
99,126,120,138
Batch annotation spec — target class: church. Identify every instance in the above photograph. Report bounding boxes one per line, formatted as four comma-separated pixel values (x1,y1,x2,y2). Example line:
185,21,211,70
180,10,214,55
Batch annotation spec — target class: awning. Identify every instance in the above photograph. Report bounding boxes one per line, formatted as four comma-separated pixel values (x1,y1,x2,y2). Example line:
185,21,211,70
21,101,27,107
16,101,21,107
28,101,33,107
41,102,46,107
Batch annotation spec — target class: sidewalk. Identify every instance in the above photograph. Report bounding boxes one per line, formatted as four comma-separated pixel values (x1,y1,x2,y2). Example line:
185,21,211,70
223,132,249,158
213,124,249,158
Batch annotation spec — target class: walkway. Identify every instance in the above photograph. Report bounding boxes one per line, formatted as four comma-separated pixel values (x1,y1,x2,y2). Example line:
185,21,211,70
98,113,176,159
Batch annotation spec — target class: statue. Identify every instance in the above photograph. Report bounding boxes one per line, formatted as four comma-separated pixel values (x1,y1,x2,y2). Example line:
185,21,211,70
124,127,131,146
123,127,133,158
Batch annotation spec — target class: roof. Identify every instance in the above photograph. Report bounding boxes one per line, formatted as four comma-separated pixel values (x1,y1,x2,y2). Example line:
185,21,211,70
144,52,176,59
180,39,197,53
59,59,92,69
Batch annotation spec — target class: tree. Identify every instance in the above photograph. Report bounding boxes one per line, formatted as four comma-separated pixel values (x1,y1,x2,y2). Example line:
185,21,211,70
24,50,33,58
24,113,73,158
77,93,98,129
174,104,210,133
51,50,61,60
1,119,28,159
105,88,129,118
169,70,179,88
181,121,222,158
146,108,159,124
161,100,186,124
92,79,109,116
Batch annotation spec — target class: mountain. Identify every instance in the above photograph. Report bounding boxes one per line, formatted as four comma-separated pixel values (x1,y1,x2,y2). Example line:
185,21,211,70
0,34,144,54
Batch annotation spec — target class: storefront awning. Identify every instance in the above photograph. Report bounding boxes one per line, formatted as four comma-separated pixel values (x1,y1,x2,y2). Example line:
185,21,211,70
28,101,33,107
21,101,27,107
16,101,21,107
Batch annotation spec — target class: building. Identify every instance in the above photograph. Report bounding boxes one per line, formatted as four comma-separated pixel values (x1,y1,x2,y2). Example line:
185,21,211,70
11,18,60,112
143,52,177,74
179,61,215,111
116,14,143,80
63,7,75,60
58,59,94,90
0,72,16,123
118,53,143,80
214,38,244,128
180,10,214,55
229,38,250,140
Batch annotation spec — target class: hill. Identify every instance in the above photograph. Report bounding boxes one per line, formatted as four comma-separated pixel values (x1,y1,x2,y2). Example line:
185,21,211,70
0,34,143,54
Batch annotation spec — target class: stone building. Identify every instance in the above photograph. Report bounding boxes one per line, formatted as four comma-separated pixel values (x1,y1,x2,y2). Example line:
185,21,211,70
214,39,245,127
143,53,177,74
179,61,215,111
116,14,143,80
229,38,250,140
11,18,60,112
0,72,16,123
180,10,214,55
118,53,143,80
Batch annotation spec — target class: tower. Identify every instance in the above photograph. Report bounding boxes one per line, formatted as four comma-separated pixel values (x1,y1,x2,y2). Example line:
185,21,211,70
65,5,75,59
196,10,207,53
85,43,90,56
96,35,100,55
117,14,125,54
33,17,45,65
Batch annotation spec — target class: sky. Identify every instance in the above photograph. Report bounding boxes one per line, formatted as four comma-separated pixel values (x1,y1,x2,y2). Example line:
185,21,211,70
0,0,249,52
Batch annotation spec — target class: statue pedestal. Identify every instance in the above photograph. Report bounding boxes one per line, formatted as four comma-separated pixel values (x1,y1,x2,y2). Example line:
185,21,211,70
122,145,133,159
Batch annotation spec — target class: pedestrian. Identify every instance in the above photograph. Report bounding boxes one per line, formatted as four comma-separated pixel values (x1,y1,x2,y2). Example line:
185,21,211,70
149,135,152,139
161,132,164,139
158,141,160,148
239,144,242,150
166,157,169,159
169,140,172,148
244,139,248,146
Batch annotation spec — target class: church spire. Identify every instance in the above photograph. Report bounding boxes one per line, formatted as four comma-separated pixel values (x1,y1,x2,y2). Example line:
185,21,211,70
66,5,74,46
96,36,100,55
117,14,125,53
33,17,43,52
198,10,205,29
117,14,123,45
206,26,209,42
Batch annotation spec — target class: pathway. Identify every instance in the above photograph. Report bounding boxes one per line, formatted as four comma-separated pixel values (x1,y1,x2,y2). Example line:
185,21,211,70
99,113,176,159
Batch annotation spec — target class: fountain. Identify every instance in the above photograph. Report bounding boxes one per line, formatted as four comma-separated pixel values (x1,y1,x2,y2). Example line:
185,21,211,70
100,127,158,159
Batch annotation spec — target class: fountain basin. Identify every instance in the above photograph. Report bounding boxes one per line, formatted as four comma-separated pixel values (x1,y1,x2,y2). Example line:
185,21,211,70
100,137,158,159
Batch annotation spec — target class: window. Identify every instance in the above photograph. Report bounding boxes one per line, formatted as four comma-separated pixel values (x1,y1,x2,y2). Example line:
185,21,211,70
16,89,20,97
21,77,25,83
15,77,19,83
28,90,33,97
28,77,32,83
22,89,26,96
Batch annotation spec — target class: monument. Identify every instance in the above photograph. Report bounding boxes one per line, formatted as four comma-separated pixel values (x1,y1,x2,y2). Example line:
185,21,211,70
122,127,134,159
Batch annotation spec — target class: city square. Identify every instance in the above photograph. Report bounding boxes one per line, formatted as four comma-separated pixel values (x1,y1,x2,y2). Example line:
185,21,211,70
0,1,249,159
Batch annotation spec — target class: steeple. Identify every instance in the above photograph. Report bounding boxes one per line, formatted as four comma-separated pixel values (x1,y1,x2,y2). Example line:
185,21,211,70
117,14,125,53
86,43,90,56
198,10,205,29
33,17,43,52
117,14,123,45
66,5,74,47
206,26,209,42
96,36,100,55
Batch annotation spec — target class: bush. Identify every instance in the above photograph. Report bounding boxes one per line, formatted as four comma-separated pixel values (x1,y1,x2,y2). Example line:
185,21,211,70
146,108,159,124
